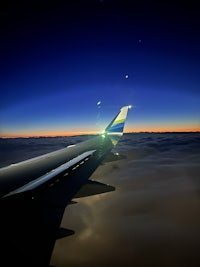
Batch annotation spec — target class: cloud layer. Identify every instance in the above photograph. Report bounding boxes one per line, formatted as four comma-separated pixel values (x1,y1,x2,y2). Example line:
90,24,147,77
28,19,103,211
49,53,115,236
52,133,200,267
1,133,200,266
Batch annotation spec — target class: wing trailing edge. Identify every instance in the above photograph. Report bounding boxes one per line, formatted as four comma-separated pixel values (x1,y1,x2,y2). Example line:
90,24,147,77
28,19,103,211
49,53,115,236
3,150,96,198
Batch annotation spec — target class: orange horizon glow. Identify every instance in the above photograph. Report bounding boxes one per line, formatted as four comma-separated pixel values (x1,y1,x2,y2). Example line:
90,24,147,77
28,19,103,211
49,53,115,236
1,126,199,138
126,125,200,133
0,130,100,139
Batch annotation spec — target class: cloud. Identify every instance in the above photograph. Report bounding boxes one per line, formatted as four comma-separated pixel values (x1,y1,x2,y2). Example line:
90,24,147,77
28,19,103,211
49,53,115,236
1,133,200,266
51,133,200,267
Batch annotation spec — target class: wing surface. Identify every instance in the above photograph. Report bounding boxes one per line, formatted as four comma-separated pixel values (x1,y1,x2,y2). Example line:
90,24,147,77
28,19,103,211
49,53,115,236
0,106,130,266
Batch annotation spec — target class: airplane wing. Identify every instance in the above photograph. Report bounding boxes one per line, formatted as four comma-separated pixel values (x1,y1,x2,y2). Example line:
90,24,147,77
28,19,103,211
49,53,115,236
0,106,130,266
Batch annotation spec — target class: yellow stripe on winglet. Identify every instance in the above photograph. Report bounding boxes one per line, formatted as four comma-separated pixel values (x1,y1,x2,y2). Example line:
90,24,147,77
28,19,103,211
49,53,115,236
113,119,125,125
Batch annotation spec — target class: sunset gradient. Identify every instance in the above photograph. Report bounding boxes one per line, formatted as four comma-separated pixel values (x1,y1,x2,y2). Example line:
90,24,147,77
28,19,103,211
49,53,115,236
0,2,199,138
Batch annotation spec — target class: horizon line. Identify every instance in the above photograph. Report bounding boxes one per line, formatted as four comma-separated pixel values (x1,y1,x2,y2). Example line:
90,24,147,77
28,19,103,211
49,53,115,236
1,130,200,139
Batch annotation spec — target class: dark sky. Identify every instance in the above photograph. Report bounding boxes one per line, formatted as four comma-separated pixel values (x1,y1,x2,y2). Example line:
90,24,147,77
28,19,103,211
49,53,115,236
0,1,200,137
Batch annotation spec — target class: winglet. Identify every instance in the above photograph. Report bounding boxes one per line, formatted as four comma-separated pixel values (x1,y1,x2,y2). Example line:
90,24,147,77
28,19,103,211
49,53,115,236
103,106,131,145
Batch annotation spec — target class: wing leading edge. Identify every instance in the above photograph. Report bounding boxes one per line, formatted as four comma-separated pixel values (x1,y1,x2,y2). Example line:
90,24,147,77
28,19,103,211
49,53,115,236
0,105,131,266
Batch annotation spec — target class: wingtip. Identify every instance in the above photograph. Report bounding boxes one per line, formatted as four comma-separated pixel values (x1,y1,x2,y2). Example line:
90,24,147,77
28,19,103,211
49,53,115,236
121,105,132,110
102,104,131,145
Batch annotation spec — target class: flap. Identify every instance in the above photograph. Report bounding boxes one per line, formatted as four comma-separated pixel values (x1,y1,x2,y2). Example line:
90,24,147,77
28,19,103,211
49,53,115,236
74,180,115,198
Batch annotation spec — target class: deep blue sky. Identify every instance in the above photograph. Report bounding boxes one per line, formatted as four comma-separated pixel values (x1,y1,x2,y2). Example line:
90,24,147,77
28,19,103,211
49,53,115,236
0,1,199,137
